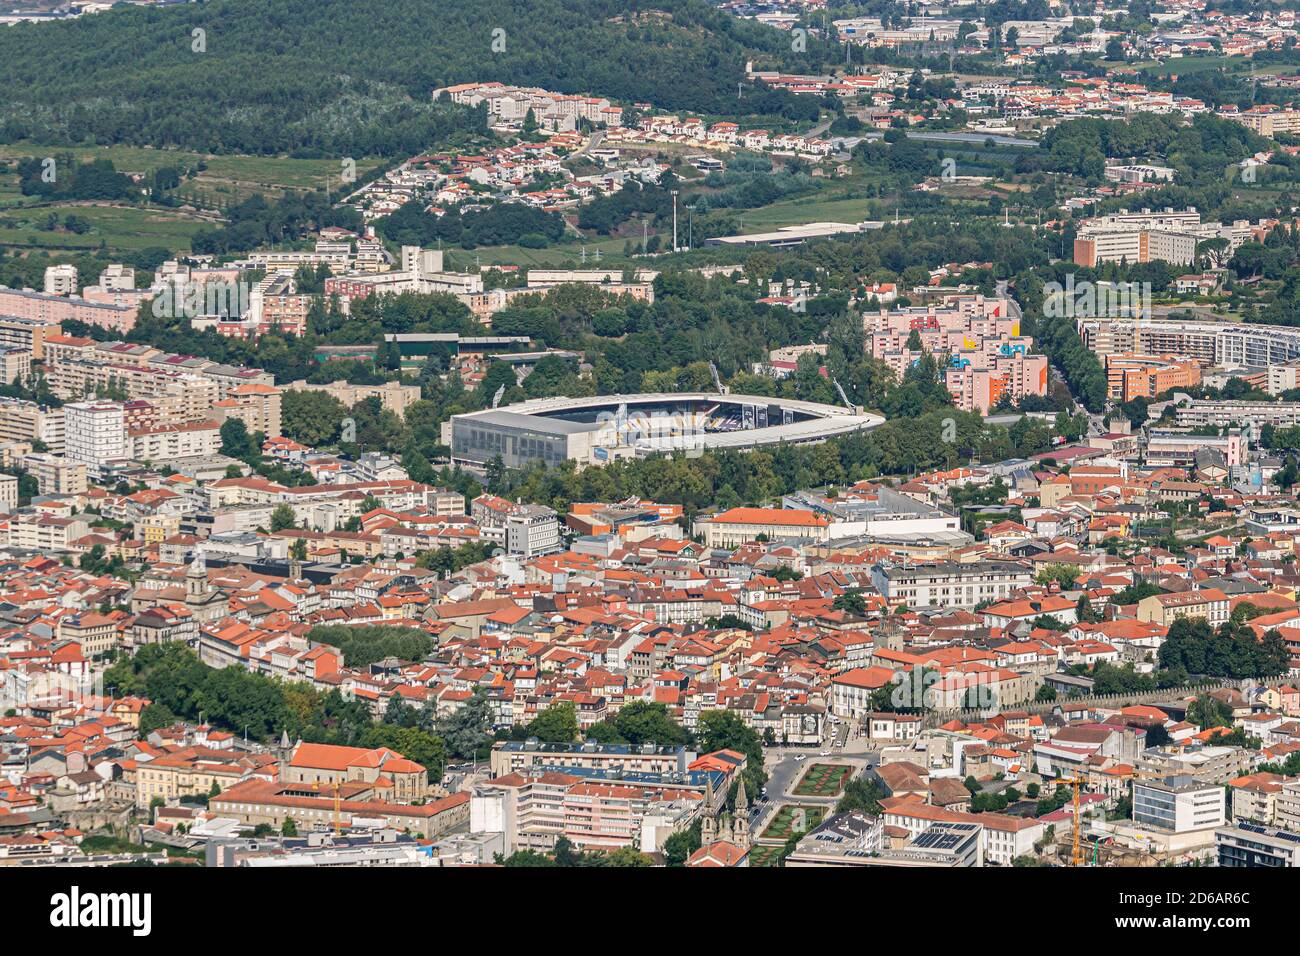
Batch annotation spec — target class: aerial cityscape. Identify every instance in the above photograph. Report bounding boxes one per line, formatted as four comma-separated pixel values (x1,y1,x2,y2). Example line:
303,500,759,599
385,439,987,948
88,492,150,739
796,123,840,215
0,0,1298,908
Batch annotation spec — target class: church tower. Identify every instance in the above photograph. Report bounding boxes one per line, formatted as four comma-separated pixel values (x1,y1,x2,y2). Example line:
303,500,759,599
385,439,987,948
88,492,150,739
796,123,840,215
186,550,210,603
732,779,750,850
701,780,718,845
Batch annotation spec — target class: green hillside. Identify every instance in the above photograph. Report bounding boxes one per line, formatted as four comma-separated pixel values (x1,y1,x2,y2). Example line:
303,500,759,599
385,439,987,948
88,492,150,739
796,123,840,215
0,0,831,157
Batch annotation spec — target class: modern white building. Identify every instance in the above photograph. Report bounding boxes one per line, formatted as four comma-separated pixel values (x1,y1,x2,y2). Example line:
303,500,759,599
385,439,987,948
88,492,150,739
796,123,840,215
43,264,78,296
64,400,128,477
1079,317,1300,370
870,560,1033,609
1175,399,1300,431
1133,775,1226,833
0,473,18,513
1217,822,1300,867
506,505,561,558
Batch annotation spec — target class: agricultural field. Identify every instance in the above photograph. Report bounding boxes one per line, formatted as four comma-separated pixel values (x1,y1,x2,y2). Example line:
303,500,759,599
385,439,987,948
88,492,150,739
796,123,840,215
441,231,668,271
0,204,209,254
0,145,383,257
0,144,383,200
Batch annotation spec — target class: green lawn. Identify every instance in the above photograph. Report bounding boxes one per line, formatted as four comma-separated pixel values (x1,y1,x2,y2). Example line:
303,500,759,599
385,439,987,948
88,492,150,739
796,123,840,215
759,804,826,841
748,844,785,867
792,763,852,798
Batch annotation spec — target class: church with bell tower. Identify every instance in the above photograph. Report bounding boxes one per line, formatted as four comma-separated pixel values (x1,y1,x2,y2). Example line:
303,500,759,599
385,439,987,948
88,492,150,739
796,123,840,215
184,550,229,624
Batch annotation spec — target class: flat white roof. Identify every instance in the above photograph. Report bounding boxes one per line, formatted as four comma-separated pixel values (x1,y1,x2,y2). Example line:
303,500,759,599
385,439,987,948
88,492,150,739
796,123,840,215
453,392,885,449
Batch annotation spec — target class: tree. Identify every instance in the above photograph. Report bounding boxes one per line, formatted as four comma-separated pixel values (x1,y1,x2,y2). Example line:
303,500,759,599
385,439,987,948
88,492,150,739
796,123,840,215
662,819,702,866
832,589,868,616
359,723,447,781
1112,581,1164,605
583,701,692,748
139,701,177,735
307,624,436,668
270,504,297,532
601,846,652,867
290,537,308,562
1145,723,1171,748
282,389,348,446
1187,694,1232,730
527,702,578,744
697,709,767,795
220,417,257,459
434,688,493,759
1160,616,1290,679
836,777,885,815
1035,563,1080,588
383,695,418,728
281,817,298,836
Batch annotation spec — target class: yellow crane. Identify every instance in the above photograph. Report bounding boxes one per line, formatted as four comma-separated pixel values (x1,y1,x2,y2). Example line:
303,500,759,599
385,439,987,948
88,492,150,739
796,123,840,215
1055,772,1087,866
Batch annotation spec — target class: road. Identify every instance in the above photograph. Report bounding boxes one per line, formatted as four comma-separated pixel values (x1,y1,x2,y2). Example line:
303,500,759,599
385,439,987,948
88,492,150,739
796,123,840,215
751,721,879,831
806,115,835,139
573,129,606,159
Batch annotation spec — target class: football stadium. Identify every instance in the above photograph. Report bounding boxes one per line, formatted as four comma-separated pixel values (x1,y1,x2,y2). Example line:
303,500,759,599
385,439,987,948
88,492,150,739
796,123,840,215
442,393,886,469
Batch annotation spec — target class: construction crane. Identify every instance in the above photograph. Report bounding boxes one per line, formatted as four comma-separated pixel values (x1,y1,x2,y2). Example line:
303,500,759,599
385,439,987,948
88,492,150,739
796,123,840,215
331,781,342,836
1055,772,1087,866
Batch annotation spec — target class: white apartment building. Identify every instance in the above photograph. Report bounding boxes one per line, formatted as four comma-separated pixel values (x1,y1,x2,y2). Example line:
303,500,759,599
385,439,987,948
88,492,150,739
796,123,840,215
830,668,894,719
2,512,90,551
0,398,64,453
0,474,18,513
981,815,1046,866
22,453,86,495
99,264,135,291
1133,775,1227,833
1073,208,1203,268
43,264,78,296
64,400,128,475
0,346,31,387
128,419,221,463
1074,223,1199,268
1272,779,1300,832
506,505,561,558
870,560,1033,609
1175,399,1300,431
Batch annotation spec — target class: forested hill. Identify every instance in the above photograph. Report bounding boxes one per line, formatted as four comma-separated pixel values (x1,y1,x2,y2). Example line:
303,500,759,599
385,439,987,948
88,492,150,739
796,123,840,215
0,0,831,156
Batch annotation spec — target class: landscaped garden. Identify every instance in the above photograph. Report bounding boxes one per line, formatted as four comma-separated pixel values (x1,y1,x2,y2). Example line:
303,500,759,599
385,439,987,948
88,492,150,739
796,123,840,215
759,804,826,841
792,763,853,798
